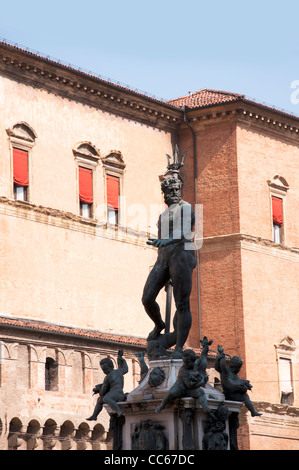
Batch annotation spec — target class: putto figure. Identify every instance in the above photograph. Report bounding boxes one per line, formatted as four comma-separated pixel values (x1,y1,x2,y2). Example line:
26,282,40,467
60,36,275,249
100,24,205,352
134,351,149,384
142,146,196,359
87,349,128,420
215,345,262,417
155,337,212,414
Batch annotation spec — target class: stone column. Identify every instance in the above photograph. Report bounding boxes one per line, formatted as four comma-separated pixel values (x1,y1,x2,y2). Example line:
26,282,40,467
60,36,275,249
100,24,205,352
58,349,73,393
28,345,47,391
0,341,18,390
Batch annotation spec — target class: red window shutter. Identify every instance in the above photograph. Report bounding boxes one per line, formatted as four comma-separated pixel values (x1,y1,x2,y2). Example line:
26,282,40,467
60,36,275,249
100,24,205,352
107,175,119,210
13,148,29,186
79,167,93,204
272,196,283,226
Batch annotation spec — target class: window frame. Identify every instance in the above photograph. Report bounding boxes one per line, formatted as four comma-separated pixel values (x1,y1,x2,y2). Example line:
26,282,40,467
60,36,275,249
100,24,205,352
278,357,293,405
14,180,28,202
12,147,29,202
102,151,125,226
271,195,284,244
78,166,94,219
80,201,92,219
73,142,99,219
268,175,289,244
275,336,296,406
45,356,58,391
106,173,120,225
7,123,37,203
273,221,282,244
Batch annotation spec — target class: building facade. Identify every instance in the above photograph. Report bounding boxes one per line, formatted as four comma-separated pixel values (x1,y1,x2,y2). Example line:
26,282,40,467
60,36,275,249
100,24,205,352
172,90,299,450
0,41,298,450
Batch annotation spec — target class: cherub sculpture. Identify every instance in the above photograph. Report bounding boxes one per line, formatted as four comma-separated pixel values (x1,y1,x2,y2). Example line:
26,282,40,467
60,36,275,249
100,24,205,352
134,351,149,383
87,349,128,420
155,337,212,414
215,345,262,417
202,402,229,450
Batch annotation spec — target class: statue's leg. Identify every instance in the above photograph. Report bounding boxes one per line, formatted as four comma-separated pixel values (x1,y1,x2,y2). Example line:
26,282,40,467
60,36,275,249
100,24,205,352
86,396,104,420
243,394,262,416
103,393,124,417
155,394,171,413
193,388,210,413
142,262,169,341
156,383,185,413
170,250,196,358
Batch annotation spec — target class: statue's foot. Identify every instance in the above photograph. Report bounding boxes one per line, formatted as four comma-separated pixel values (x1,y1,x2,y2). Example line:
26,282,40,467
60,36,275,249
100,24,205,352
251,411,262,417
86,415,97,421
155,406,163,414
202,405,211,414
172,348,183,359
147,322,165,341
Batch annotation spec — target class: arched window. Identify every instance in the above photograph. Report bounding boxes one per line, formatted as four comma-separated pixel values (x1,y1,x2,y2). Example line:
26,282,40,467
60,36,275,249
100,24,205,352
268,175,289,244
75,422,91,451
91,423,106,450
6,122,37,202
60,420,75,451
45,357,58,391
26,420,41,451
275,336,296,405
73,142,99,219
102,151,125,225
42,419,58,450
8,417,23,450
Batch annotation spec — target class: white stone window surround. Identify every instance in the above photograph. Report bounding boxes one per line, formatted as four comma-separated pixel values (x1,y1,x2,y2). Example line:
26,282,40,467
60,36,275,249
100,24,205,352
274,336,296,405
6,122,38,202
102,151,126,227
73,142,100,219
267,175,289,244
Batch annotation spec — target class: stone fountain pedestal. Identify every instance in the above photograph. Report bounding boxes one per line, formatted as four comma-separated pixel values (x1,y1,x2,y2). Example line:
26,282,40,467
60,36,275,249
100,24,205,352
115,358,243,450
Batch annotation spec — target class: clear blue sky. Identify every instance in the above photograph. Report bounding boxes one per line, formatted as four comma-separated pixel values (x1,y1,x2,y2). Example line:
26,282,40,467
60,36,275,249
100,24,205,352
1,0,299,115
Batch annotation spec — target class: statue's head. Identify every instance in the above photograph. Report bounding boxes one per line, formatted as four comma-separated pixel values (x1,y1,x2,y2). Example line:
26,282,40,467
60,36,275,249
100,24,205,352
148,367,166,387
230,356,243,373
182,349,197,368
161,176,182,206
160,145,188,207
100,357,114,374
214,402,229,422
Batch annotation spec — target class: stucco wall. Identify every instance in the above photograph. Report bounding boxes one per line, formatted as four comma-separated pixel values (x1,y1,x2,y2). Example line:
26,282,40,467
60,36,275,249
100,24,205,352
0,74,174,338
237,123,299,247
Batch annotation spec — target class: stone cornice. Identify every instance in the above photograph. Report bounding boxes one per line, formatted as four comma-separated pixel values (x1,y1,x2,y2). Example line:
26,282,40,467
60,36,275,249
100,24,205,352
1,196,298,257
183,101,299,141
253,401,299,418
1,42,299,140
0,196,150,247
200,232,299,259
0,42,182,132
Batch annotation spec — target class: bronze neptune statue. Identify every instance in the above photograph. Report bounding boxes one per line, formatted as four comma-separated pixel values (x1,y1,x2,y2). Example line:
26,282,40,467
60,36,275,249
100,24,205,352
142,146,196,359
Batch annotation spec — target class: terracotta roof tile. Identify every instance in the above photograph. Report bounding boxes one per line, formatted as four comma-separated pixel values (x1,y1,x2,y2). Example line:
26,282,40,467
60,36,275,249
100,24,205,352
167,88,299,122
1,40,298,121
0,316,216,356
0,315,147,348
168,88,245,109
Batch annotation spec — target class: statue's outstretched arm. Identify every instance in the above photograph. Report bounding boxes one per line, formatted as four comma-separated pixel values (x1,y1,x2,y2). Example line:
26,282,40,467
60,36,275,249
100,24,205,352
215,345,228,373
197,336,213,374
117,349,128,375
